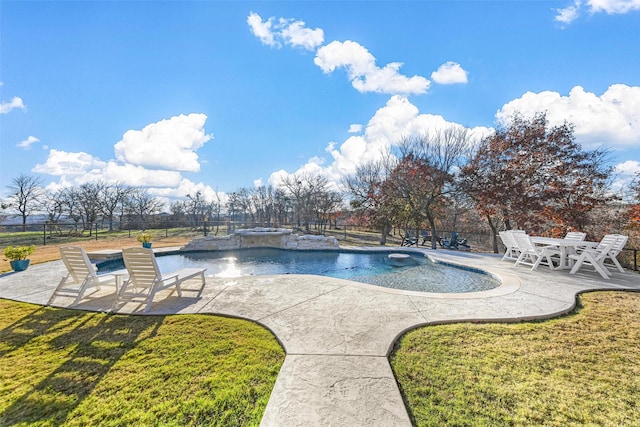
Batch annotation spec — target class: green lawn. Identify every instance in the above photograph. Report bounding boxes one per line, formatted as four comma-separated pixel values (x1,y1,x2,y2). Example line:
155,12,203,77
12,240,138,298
0,300,285,426
391,291,640,426
3,292,639,426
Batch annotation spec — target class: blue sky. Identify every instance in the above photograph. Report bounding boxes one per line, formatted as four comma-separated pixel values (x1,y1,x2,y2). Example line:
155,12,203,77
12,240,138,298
1,0,639,205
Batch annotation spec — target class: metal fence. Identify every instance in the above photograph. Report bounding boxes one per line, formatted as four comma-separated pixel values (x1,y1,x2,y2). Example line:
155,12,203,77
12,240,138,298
1,221,638,271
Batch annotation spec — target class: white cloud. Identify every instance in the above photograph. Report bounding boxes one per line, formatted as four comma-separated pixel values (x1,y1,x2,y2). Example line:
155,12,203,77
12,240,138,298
33,149,107,176
496,84,640,150
555,0,582,24
248,14,428,95
0,96,25,114
348,124,363,133
314,40,430,95
148,177,224,202
555,0,640,24
247,12,277,47
17,136,40,149
615,160,640,175
279,18,325,50
269,95,493,190
32,114,218,206
247,12,324,51
90,161,183,188
431,61,469,85
114,113,212,172
253,178,263,187
589,0,640,13
611,160,640,201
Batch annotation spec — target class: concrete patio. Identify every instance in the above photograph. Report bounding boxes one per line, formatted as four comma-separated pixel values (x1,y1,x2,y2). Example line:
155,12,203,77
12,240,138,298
0,247,638,426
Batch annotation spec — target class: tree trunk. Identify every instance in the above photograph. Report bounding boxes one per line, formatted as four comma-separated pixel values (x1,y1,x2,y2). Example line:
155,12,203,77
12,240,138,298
379,223,391,245
487,214,499,253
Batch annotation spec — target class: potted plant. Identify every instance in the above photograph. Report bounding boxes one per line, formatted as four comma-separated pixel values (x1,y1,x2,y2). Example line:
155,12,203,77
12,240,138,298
3,245,36,272
137,232,154,248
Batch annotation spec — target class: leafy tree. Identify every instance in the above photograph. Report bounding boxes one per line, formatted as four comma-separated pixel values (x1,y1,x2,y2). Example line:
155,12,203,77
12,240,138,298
343,160,393,244
5,174,44,231
629,173,640,228
460,112,613,252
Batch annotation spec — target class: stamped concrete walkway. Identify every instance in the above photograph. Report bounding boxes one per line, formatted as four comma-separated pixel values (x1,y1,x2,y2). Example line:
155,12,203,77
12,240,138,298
1,247,638,426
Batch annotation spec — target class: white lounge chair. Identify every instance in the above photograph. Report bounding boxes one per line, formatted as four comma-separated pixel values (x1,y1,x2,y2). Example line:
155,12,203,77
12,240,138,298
113,247,206,313
605,234,629,273
48,246,119,306
498,230,526,261
513,233,561,271
568,234,628,278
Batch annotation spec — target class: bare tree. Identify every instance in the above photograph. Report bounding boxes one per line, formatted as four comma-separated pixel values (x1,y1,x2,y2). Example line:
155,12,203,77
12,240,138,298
281,173,336,233
42,189,66,235
186,191,208,228
59,187,83,231
100,182,132,231
76,182,105,235
126,187,162,227
389,128,471,248
5,174,44,231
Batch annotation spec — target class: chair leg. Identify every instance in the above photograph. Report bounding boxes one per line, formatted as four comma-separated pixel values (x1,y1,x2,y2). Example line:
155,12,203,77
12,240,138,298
144,288,158,313
570,253,610,279
610,257,625,273
531,255,544,270
591,258,611,279
72,278,91,306
47,276,70,305
111,279,131,312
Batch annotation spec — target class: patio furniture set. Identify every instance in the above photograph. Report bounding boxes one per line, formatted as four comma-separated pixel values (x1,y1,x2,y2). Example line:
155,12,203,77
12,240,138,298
48,246,206,312
499,230,629,279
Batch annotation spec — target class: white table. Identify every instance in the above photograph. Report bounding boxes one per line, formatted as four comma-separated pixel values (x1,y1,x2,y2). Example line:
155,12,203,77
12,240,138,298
530,237,598,270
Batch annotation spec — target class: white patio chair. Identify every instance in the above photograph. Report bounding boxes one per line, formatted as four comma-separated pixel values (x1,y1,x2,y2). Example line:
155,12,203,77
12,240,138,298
498,230,526,261
513,232,561,271
113,247,206,313
48,246,119,306
564,231,586,241
605,234,629,273
569,234,628,278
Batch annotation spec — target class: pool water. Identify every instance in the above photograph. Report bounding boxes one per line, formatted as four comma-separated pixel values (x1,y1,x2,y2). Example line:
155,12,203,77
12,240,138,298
100,248,499,294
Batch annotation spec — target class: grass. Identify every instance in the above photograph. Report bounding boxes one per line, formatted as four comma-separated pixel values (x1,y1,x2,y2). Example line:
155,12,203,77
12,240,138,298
0,299,285,426
391,291,640,426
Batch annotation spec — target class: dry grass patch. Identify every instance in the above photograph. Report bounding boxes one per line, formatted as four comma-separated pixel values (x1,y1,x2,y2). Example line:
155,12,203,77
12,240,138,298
0,300,284,426
391,291,640,426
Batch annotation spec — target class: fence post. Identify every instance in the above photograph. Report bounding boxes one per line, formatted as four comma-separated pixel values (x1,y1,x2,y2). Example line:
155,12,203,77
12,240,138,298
43,223,46,246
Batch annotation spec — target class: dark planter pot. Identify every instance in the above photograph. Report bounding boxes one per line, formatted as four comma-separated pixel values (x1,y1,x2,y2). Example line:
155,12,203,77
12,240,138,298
142,242,152,249
10,259,30,272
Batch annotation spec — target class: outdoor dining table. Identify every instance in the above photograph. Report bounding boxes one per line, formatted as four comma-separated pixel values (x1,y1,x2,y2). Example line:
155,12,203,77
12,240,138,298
530,237,598,270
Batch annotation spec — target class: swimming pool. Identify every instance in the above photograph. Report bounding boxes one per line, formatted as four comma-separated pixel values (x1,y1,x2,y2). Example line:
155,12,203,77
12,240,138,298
99,248,499,294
